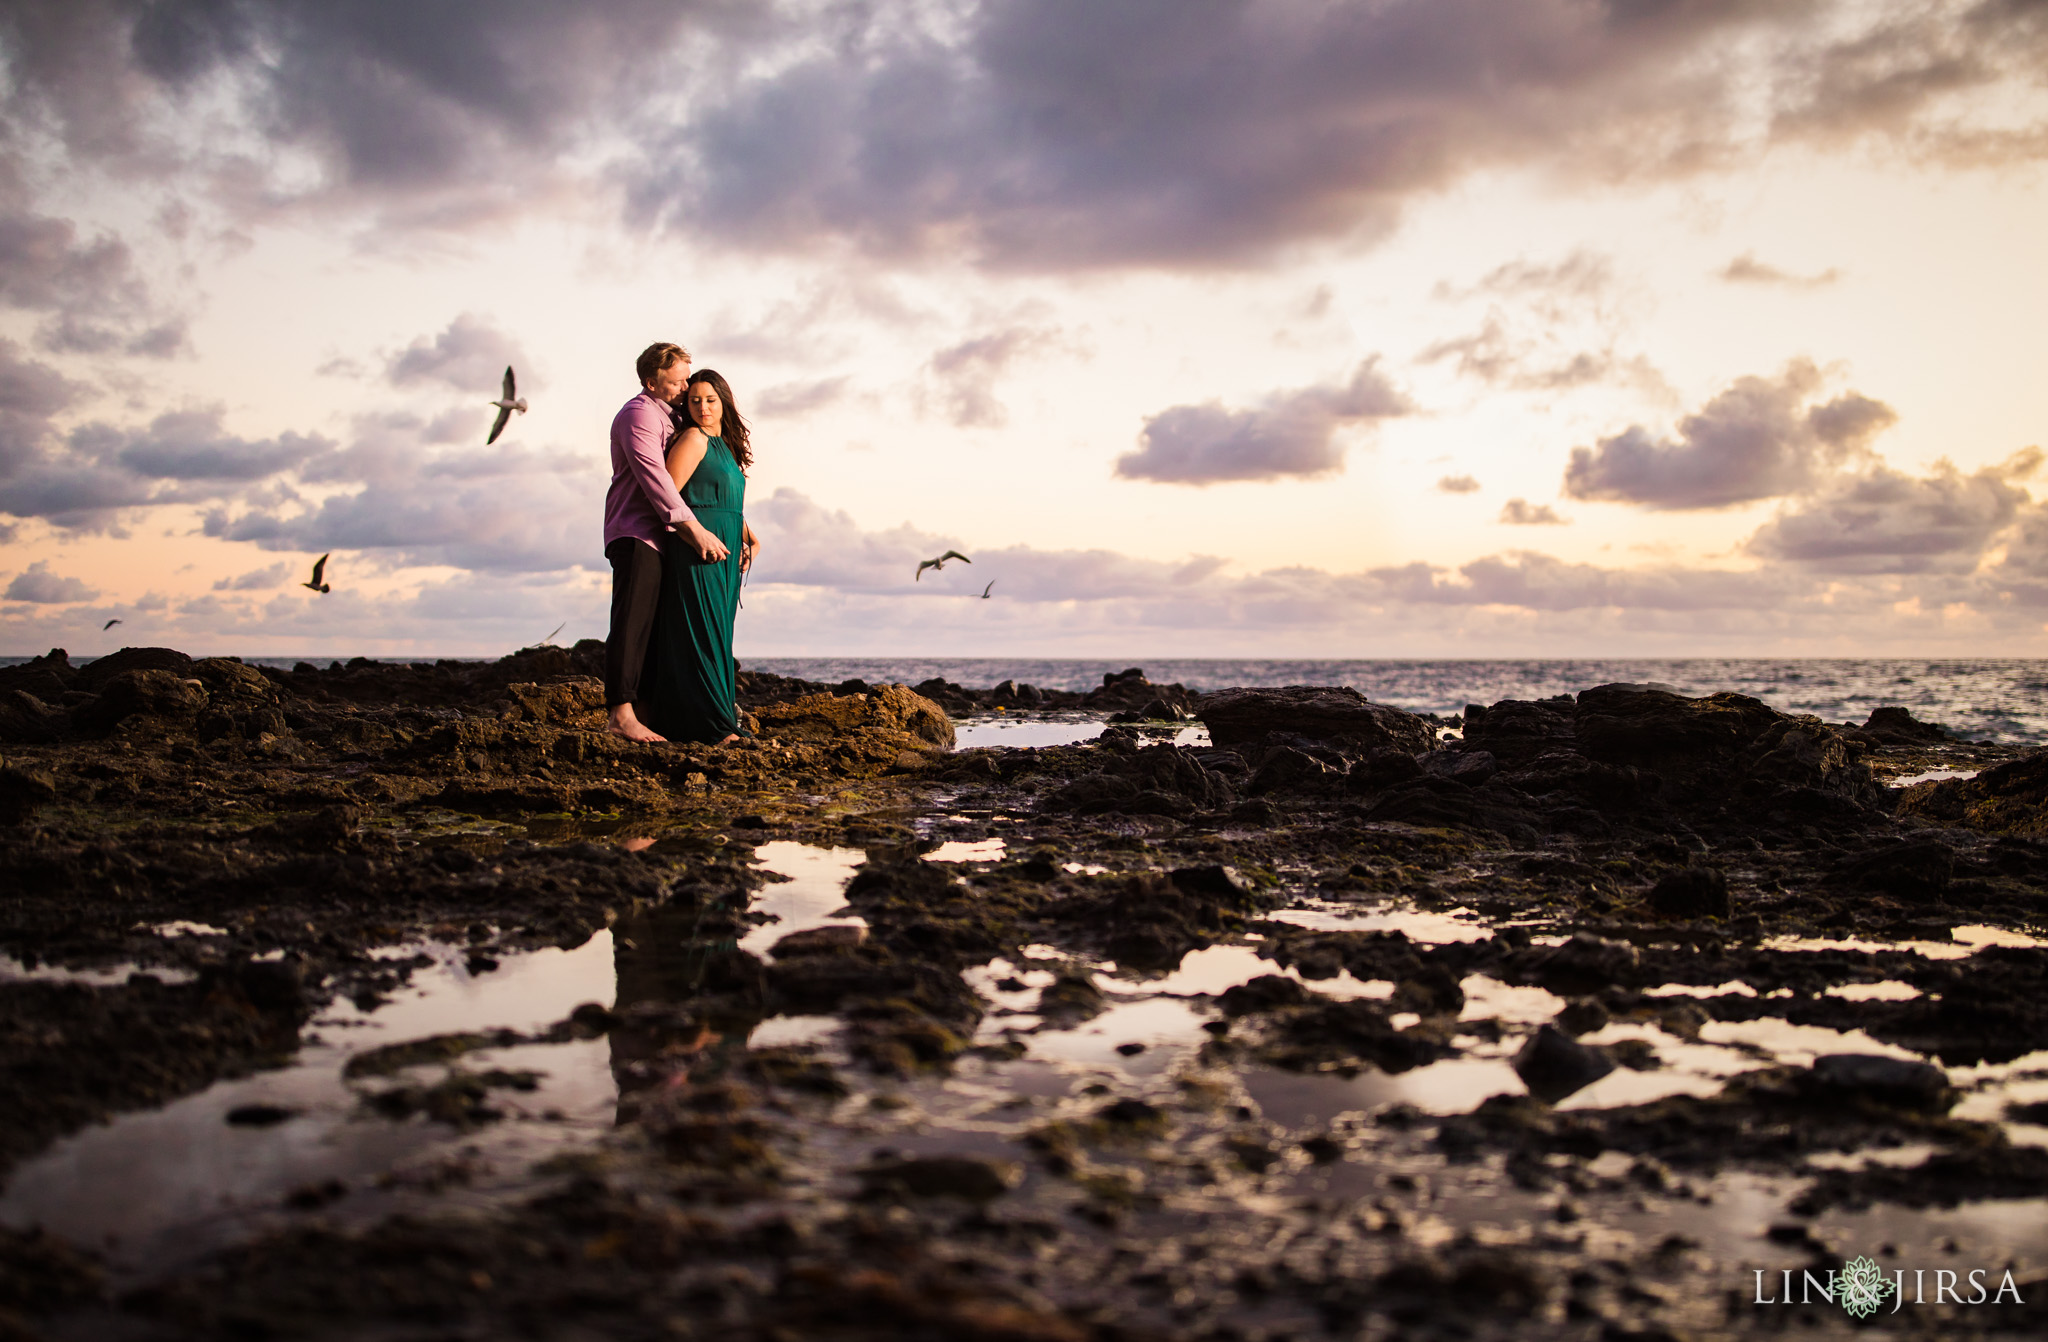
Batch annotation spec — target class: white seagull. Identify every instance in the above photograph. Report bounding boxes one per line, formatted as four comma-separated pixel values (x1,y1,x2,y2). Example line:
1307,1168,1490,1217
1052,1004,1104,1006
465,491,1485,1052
487,366,528,445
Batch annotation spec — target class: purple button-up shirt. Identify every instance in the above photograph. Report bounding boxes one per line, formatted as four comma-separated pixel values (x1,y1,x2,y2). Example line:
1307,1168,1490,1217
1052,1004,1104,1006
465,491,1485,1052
605,390,696,551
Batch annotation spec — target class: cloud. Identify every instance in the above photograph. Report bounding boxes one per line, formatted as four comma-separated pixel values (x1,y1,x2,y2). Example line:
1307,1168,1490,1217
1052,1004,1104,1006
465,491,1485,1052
1116,359,1411,485
1435,250,1618,316
202,411,602,573
1417,319,1658,393
757,376,852,418
387,314,531,393
1747,452,2039,575
922,326,1061,428
1500,498,1569,525
0,159,192,357
5,560,97,603
1718,252,1841,287
213,562,290,592
0,338,84,476
1437,474,1481,494
1562,360,1897,510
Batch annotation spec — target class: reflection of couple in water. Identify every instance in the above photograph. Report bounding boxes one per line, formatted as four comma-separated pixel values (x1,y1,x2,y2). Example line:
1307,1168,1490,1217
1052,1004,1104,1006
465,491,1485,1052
602,342,761,746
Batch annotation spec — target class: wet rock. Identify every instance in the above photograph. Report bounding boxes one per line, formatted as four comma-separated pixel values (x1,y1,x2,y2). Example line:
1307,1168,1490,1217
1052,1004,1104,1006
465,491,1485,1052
225,1104,299,1127
1829,838,1953,902
1269,998,1449,1074
1803,1053,1956,1114
1199,686,1436,754
75,646,195,691
0,690,66,745
1896,752,2048,837
1575,683,1880,809
1169,864,1249,900
1420,748,1497,787
1555,999,1609,1036
750,683,955,751
1035,974,1108,1026
1218,973,1320,1017
1390,963,1465,1016
1249,747,1335,795
1514,1024,1616,1103
71,669,207,734
1863,705,1951,744
771,924,868,956
0,762,58,824
1346,746,1423,791
858,1155,1021,1201
1647,866,1730,919
1039,772,1136,813
1531,933,1641,995
1460,697,1576,768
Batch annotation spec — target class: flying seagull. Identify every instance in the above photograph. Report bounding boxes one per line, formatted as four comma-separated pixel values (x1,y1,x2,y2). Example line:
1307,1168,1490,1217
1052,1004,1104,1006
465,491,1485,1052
541,622,564,645
103,618,122,630
487,366,528,445
916,550,971,581
303,553,332,594
979,581,994,599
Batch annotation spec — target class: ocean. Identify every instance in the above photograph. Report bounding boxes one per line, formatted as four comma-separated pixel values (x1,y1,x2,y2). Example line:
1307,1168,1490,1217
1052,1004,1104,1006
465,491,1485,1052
10,654,2046,745
745,658,2048,744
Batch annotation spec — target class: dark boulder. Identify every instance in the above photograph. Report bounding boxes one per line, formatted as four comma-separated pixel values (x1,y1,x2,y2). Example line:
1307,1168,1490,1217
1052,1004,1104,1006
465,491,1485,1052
1895,750,2048,839
71,669,207,734
1461,697,1576,768
1421,749,1497,788
1249,747,1336,795
1529,933,1640,995
1802,1054,1956,1114
859,1155,1021,1202
0,690,66,745
1573,683,1879,807
1218,973,1320,1017
1200,686,1435,754
1862,706,1951,745
75,646,195,691
1647,866,1730,919
1829,838,1953,903
1514,1025,1615,1103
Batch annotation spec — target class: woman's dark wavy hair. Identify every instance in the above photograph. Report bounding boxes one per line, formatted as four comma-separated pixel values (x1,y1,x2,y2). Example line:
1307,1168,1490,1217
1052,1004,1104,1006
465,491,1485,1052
686,369,751,469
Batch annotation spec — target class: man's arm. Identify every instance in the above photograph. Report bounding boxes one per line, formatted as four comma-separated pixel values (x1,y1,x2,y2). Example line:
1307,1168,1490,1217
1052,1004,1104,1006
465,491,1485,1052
624,400,693,528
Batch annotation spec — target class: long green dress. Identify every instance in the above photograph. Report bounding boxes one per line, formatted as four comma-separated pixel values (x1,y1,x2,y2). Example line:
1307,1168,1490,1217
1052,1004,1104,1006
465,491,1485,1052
641,435,746,744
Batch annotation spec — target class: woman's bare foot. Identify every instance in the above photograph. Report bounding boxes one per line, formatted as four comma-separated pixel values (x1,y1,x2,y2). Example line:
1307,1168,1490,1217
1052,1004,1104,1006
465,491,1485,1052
715,732,740,746
607,703,667,743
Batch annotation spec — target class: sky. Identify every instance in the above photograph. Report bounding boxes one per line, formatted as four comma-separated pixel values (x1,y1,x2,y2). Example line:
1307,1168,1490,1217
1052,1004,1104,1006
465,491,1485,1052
2,0,2047,661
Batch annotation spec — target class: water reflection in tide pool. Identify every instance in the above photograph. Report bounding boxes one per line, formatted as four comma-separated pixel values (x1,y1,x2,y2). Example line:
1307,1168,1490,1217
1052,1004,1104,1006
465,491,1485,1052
0,933,621,1275
737,841,866,956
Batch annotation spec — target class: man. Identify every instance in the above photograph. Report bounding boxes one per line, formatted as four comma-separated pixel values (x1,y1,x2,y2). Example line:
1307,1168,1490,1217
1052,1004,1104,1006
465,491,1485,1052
603,342,730,741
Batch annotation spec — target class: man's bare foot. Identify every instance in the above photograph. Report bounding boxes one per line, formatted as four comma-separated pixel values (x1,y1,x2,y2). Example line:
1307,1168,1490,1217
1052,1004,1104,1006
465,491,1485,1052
607,704,666,743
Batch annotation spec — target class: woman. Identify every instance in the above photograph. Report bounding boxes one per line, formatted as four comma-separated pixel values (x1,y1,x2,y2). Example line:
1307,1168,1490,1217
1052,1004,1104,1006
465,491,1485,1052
638,369,760,745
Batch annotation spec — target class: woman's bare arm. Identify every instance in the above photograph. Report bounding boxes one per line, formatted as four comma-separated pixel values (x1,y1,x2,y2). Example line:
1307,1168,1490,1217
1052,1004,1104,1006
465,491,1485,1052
664,427,728,562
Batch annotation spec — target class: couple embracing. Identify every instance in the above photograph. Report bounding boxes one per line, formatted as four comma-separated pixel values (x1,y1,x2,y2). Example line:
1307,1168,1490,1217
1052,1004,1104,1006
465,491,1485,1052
602,342,761,745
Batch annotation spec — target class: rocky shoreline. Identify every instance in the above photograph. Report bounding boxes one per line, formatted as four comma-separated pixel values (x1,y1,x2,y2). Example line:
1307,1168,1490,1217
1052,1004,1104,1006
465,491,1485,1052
2,646,2046,1339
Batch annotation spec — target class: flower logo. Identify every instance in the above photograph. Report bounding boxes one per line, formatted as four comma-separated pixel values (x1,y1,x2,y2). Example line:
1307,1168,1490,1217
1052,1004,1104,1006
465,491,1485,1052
1838,1256,1897,1319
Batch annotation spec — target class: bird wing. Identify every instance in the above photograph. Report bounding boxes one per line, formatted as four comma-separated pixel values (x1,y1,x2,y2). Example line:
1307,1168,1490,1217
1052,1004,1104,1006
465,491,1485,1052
982,581,993,596
502,366,516,399
488,405,512,444
310,553,329,585
104,618,121,629
543,622,564,644
916,560,937,580
941,550,972,564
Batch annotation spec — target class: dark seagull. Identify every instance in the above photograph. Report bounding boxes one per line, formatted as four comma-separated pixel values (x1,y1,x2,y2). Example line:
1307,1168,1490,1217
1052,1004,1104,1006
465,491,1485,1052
487,366,528,445
303,553,332,594
916,549,971,581
979,581,994,599
103,618,122,630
